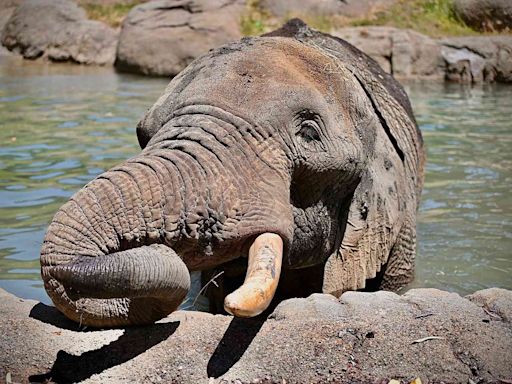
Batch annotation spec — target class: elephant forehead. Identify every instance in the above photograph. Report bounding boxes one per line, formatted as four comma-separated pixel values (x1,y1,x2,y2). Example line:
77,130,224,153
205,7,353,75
204,38,354,104
139,37,362,137
230,39,342,87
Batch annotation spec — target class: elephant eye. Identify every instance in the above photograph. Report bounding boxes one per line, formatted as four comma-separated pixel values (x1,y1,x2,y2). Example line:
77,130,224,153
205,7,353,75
297,121,321,143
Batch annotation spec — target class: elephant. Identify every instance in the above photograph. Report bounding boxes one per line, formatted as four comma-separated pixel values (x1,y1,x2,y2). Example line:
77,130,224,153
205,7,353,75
40,19,425,327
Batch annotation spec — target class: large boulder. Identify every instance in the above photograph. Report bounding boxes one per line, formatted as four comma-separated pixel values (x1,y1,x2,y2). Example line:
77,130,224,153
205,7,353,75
332,27,444,79
115,0,245,77
1,0,118,65
331,27,512,83
1,287,511,383
440,35,512,83
260,0,397,19
453,0,512,32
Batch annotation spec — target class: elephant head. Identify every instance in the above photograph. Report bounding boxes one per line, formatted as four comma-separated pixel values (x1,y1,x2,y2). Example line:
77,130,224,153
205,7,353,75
40,20,425,327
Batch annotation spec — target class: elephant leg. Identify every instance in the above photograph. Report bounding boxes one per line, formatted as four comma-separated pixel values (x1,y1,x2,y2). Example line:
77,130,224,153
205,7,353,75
378,220,416,291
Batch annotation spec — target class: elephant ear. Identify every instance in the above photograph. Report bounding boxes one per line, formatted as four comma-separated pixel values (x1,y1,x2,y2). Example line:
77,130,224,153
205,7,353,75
323,132,409,295
291,29,425,295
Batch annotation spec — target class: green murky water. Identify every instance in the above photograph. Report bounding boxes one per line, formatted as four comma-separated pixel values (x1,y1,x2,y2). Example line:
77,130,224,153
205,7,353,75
0,54,510,305
405,81,512,294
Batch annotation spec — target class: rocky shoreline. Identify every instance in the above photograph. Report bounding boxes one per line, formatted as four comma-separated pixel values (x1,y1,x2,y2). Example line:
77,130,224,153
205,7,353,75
0,287,511,383
1,0,511,83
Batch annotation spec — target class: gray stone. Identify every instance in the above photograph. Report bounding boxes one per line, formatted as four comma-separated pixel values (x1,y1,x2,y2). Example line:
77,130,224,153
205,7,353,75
440,35,512,83
467,287,512,322
0,0,20,46
260,0,397,19
332,26,444,79
454,0,512,32
1,287,511,383
331,27,512,83
115,0,245,77
1,0,118,65
270,292,347,321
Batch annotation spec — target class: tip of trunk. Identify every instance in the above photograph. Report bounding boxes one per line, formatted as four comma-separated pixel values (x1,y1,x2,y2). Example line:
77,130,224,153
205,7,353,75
43,244,190,327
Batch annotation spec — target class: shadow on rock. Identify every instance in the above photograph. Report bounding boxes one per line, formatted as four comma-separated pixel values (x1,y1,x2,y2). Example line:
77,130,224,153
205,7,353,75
207,317,265,378
28,321,179,383
30,302,94,332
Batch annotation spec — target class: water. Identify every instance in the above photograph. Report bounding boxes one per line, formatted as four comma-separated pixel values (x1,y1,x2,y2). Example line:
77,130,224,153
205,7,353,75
0,55,510,305
405,81,512,294
0,55,168,303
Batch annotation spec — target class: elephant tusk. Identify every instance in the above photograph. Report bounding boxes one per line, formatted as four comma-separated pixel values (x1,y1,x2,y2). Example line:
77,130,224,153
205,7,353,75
224,233,283,317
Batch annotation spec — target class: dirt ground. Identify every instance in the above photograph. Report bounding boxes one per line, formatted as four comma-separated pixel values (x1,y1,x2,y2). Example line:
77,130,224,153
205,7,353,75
1,287,511,383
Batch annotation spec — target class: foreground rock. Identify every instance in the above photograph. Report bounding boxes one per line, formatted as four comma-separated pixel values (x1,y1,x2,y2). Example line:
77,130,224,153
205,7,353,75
115,0,245,76
1,287,511,383
453,0,512,32
1,0,118,65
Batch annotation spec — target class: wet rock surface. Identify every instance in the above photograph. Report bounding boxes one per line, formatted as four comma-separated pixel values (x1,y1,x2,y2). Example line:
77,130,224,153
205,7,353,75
1,287,511,383
115,0,245,77
1,0,118,65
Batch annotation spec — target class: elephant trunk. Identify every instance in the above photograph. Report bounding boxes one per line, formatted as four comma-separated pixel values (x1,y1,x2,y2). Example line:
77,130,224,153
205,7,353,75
41,155,193,327
41,107,293,327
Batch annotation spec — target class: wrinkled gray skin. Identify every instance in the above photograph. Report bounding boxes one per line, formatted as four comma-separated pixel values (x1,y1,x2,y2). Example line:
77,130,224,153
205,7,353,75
40,20,425,327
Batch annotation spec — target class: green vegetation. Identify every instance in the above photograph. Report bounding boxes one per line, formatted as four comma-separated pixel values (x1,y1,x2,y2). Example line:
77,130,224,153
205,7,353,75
240,0,485,38
240,0,271,36
78,1,143,28
79,0,497,37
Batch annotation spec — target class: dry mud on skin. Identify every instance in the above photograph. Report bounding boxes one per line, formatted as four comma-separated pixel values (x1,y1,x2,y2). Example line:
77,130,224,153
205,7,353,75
1,288,511,383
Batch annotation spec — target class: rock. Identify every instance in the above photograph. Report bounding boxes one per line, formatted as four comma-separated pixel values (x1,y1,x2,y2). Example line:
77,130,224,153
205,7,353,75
270,293,347,321
1,0,118,65
467,287,512,322
1,287,511,383
0,0,20,38
0,0,22,6
332,27,512,83
0,8,13,33
0,8,14,57
440,35,512,83
260,0,397,19
453,0,512,32
332,27,444,79
115,0,245,77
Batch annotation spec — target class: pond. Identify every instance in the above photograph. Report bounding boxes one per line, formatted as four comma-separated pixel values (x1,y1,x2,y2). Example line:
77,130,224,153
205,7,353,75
0,53,511,305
